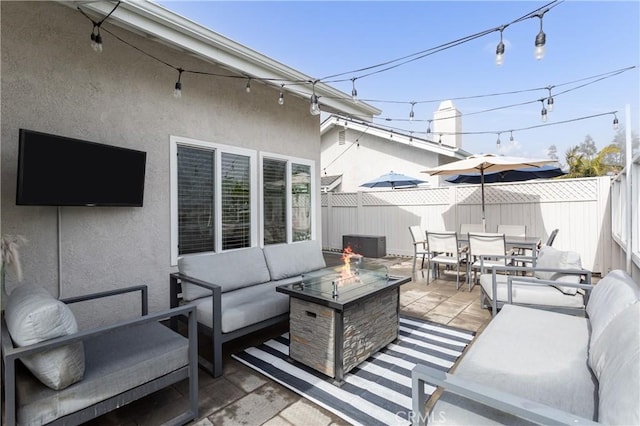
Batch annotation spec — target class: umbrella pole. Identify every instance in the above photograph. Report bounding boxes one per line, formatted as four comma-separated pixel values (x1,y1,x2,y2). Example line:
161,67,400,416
481,169,486,231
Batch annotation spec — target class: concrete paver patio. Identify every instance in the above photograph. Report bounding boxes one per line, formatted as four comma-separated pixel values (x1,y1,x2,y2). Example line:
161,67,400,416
86,252,491,426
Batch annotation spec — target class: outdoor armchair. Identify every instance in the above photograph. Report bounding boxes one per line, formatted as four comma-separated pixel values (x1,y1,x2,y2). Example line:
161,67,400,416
425,231,467,289
2,284,199,426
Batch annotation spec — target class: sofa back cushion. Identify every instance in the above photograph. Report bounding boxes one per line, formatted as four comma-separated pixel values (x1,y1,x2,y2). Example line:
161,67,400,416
263,240,326,281
5,284,85,390
178,247,271,300
588,302,639,425
586,269,640,345
533,246,582,295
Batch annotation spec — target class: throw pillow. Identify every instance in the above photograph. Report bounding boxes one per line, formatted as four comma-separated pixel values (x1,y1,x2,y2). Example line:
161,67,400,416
533,246,582,295
4,284,85,390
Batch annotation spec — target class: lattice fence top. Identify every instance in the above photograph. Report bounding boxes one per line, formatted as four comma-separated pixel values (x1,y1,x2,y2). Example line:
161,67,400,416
321,178,600,207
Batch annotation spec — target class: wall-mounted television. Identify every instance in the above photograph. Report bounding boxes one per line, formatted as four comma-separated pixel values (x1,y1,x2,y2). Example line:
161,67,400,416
16,129,147,207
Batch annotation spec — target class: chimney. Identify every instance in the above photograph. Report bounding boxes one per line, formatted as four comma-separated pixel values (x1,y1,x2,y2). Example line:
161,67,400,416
432,100,462,149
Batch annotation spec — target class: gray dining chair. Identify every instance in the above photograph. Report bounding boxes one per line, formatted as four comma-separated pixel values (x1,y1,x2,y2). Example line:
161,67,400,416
409,225,429,272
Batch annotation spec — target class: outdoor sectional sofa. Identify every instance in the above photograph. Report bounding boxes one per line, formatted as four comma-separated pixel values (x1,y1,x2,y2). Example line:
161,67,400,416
170,240,326,377
412,269,640,425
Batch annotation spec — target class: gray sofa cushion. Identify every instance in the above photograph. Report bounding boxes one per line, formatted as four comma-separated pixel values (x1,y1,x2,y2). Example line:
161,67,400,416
263,240,326,280
5,284,85,390
193,281,290,333
589,302,640,425
16,321,188,425
586,269,640,345
433,305,597,423
178,247,271,300
479,274,585,308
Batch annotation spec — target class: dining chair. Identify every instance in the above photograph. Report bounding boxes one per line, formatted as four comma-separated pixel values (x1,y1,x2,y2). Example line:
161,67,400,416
460,223,484,235
408,225,429,272
497,224,526,237
467,232,512,291
426,231,467,289
545,228,559,247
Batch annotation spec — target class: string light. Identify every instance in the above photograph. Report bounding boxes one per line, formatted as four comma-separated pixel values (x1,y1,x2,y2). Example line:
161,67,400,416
510,131,515,144
613,114,619,130
438,134,442,145
495,27,505,66
546,86,554,111
351,78,358,102
310,81,321,116
534,12,547,60
540,99,547,122
173,68,183,99
245,78,251,93
496,132,502,149
91,25,103,52
426,120,432,136
278,84,285,105
409,102,416,121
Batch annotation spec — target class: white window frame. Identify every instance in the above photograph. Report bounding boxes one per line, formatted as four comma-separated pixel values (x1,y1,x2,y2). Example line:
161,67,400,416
170,135,258,265
259,152,316,246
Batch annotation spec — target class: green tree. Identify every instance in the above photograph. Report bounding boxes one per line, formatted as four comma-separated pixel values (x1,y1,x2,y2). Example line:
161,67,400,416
578,135,598,159
564,143,621,178
608,128,640,166
546,144,558,160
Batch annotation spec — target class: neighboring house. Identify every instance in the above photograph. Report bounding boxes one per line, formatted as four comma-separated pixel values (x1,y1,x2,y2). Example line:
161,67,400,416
321,111,472,192
0,1,379,318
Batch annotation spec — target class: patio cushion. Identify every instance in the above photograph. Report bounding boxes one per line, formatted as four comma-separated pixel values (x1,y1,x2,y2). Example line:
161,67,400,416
479,274,585,308
533,246,582,295
588,302,640,425
15,321,188,426
433,305,596,423
586,269,640,345
263,240,326,280
5,284,85,390
178,247,271,300
193,281,290,333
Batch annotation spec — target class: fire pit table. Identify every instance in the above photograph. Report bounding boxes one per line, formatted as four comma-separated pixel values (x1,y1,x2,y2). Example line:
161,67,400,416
276,263,410,383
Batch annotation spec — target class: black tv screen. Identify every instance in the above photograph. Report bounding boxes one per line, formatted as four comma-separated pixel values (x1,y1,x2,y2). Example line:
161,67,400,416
16,129,146,207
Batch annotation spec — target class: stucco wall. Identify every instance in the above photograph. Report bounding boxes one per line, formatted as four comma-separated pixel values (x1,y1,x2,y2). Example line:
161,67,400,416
1,2,321,320
321,126,441,192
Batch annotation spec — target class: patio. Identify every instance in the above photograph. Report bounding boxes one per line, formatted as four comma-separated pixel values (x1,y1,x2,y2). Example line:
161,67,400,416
83,252,492,426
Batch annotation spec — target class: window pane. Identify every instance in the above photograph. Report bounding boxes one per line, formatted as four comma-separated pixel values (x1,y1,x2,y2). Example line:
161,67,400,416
263,159,287,245
222,153,251,250
177,145,214,255
292,163,311,241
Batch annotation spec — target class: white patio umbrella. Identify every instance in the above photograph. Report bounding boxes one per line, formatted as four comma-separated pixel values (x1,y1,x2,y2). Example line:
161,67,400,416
422,154,558,230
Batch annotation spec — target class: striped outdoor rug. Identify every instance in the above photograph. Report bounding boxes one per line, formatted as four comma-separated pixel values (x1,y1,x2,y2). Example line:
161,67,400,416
232,315,475,426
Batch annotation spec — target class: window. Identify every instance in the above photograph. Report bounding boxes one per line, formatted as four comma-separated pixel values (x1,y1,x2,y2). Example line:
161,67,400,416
263,158,287,244
171,137,257,264
260,155,315,246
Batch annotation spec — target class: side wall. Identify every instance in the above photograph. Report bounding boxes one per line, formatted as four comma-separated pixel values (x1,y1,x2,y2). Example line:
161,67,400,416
1,2,321,319
322,177,612,274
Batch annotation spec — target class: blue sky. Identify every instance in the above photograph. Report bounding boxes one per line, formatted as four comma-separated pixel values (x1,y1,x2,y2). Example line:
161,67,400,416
159,1,639,161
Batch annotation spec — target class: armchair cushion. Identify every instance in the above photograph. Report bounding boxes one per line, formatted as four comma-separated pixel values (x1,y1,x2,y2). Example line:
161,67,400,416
263,240,326,280
4,284,85,390
533,246,582,295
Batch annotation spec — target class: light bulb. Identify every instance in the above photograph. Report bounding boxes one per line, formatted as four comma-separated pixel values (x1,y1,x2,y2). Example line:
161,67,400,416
95,33,103,53
496,136,501,149
409,109,414,121
547,95,554,112
427,122,432,136
534,30,546,60
278,92,284,106
173,81,182,99
613,116,619,130
351,78,358,103
541,107,548,122
309,94,320,115
510,132,515,144
495,41,505,66
245,79,251,93
90,32,98,51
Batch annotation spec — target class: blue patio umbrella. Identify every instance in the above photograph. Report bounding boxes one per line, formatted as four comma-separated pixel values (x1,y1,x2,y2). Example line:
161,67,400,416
445,164,566,184
360,171,426,189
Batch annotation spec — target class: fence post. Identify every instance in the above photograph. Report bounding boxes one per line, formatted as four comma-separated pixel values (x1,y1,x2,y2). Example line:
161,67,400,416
357,191,364,234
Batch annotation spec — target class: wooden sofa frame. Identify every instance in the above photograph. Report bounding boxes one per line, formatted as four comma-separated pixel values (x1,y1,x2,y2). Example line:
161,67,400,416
2,285,199,426
170,272,288,378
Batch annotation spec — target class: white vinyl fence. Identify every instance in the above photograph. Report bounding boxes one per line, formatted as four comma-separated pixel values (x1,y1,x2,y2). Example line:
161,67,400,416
611,153,640,280
321,176,612,274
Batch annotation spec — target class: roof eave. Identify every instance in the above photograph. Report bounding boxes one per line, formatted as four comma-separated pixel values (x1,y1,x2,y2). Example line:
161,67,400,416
57,0,381,118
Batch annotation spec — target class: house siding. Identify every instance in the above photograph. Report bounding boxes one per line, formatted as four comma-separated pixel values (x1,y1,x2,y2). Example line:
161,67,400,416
1,1,321,322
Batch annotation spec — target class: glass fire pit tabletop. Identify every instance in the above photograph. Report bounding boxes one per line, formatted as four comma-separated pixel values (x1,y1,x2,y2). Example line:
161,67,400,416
294,263,391,300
